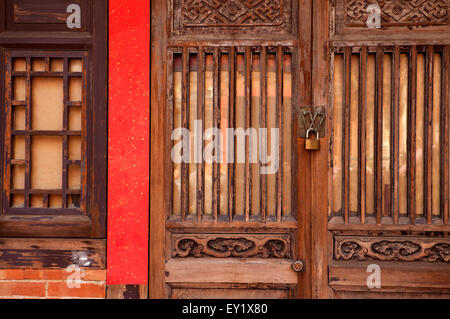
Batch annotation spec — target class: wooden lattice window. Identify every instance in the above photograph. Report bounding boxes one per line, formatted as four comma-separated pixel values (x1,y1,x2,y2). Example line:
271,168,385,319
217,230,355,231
331,45,450,226
169,46,296,222
0,45,106,238
0,0,106,270
5,52,86,215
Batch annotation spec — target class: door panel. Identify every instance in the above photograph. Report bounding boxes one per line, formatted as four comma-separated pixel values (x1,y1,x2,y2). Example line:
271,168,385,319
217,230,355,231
151,0,311,299
328,0,450,298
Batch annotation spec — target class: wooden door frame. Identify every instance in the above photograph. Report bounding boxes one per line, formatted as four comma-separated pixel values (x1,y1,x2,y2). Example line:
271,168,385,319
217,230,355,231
149,0,330,299
310,0,331,299
150,0,168,299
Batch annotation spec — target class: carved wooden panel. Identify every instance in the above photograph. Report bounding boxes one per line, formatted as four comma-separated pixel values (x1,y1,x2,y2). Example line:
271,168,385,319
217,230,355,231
334,236,450,262
343,0,449,27
172,233,292,258
4,0,91,32
172,0,294,35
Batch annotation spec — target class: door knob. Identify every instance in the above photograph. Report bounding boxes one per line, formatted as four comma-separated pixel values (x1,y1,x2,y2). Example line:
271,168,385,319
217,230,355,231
292,260,304,272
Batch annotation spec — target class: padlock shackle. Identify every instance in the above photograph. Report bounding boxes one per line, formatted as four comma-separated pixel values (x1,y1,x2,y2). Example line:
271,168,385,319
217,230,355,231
306,128,319,139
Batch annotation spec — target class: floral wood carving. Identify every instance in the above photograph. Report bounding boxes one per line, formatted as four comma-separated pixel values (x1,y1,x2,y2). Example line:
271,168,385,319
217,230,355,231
172,234,291,258
335,237,450,262
345,0,449,26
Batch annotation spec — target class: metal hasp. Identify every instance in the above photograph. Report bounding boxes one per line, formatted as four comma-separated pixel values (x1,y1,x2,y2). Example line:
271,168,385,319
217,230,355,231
299,107,325,151
297,106,326,139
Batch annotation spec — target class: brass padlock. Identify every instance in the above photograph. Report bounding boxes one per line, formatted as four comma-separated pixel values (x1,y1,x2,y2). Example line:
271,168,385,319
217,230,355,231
305,128,320,151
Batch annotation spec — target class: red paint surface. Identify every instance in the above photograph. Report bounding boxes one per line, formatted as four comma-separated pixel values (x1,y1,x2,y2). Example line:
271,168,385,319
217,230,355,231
107,0,150,285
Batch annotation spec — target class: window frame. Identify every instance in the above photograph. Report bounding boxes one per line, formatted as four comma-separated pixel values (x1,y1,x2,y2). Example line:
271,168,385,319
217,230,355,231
0,0,107,239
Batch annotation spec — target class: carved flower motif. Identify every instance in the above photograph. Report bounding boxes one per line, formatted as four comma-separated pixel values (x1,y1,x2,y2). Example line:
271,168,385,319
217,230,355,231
338,241,368,260
371,241,421,260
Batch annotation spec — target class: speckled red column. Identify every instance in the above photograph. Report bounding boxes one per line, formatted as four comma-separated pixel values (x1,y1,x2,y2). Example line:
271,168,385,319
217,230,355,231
107,0,150,285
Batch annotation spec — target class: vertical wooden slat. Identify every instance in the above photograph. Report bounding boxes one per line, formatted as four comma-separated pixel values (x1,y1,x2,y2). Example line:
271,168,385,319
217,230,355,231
43,194,49,208
260,47,267,222
24,57,31,208
392,46,400,224
425,46,434,225
359,47,367,224
197,47,205,221
343,47,351,224
332,53,344,217
375,47,384,224
81,53,88,215
4,54,13,210
276,46,283,222
228,47,235,222
212,47,220,221
45,57,50,73
443,46,450,226
62,58,69,209
408,46,417,225
167,51,175,216
245,47,251,222
181,47,189,221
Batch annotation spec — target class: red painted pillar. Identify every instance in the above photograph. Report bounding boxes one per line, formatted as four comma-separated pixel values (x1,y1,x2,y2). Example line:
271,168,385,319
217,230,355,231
107,0,150,285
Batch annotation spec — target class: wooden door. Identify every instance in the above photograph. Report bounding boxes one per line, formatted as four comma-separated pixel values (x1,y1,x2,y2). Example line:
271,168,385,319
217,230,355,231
150,0,317,299
328,0,450,298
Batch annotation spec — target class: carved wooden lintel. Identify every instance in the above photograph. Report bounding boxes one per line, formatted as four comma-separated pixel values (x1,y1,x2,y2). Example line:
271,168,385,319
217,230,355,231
172,234,292,258
344,0,449,27
172,0,293,35
335,236,450,263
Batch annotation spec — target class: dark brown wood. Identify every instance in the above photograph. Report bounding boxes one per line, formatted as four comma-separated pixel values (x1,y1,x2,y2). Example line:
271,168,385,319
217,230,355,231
150,0,168,299
359,47,367,224
392,46,400,224
107,284,148,299
197,47,205,221
4,0,91,33
245,46,251,222
0,238,105,269
24,57,31,208
62,57,69,209
227,46,235,222
213,47,220,220
375,47,384,225
311,0,330,298
408,46,417,225
181,47,189,221
444,46,450,226
343,47,351,224
425,46,434,225
334,236,450,262
0,1,107,239
276,45,283,223
295,0,312,299
169,285,294,299
152,0,311,299
260,46,267,223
